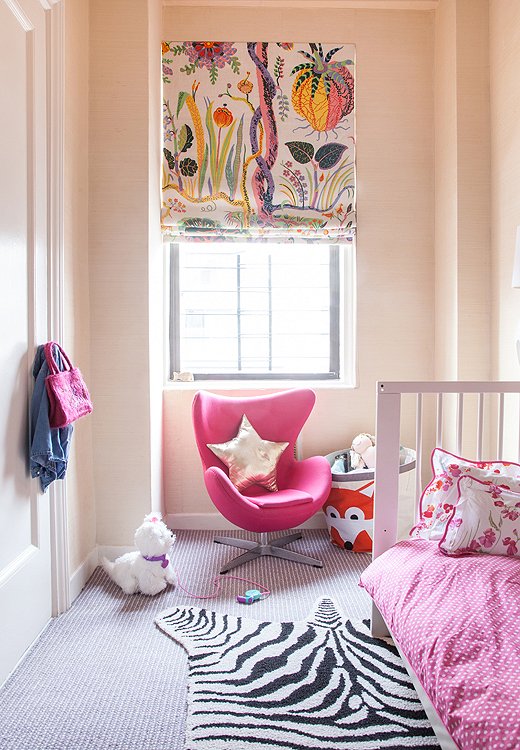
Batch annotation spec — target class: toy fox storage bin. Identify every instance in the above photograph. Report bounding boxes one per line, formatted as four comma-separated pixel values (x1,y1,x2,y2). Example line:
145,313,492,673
323,480,374,552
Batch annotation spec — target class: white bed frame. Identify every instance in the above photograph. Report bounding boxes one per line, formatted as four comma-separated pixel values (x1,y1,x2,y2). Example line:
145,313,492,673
371,380,520,750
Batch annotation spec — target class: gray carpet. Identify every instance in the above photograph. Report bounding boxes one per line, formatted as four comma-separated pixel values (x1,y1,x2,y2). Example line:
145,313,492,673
0,530,373,750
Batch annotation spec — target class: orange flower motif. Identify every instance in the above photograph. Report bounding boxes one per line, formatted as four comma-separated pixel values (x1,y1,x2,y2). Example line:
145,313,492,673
162,41,170,55
213,105,234,128
237,72,253,95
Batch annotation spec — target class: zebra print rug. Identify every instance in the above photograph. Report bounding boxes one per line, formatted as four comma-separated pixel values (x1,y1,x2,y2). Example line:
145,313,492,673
156,597,440,750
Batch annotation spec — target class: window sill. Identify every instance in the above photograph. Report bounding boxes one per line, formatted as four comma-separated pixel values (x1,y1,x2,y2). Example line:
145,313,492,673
163,378,358,391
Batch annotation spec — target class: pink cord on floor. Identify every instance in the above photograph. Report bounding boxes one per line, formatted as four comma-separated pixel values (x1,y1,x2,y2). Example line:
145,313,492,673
176,573,270,602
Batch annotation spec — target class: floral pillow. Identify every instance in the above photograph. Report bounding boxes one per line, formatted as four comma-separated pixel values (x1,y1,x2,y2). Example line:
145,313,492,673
410,449,520,541
439,475,520,557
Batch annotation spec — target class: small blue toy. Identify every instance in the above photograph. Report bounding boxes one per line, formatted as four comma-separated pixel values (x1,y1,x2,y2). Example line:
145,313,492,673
236,589,262,604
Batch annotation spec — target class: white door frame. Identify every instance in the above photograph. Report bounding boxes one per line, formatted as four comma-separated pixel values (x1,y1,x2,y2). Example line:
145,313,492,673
45,0,70,616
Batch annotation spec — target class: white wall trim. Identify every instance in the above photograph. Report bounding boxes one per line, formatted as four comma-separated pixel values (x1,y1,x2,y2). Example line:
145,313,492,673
46,0,69,617
0,546,38,588
69,546,137,604
69,510,328,603
69,547,99,603
164,1,438,8
166,512,327,531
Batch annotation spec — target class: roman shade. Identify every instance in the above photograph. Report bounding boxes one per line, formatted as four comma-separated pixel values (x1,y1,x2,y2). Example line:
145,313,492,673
162,41,356,243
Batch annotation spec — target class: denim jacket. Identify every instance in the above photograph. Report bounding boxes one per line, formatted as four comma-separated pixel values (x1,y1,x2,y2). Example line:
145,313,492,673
30,344,73,492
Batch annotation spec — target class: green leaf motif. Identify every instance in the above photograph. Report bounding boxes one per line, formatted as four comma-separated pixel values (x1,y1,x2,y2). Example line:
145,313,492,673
327,69,347,89
163,148,175,172
488,511,499,531
180,63,197,76
294,69,312,92
324,46,343,63
285,141,315,164
311,74,320,98
290,62,310,76
315,143,348,170
324,77,331,96
230,56,241,74
178,123,194,153
171,45,186,56
225,146,235,194
277,94,289,122
177,91,189,116
198,144,208,195
209,62,218,85
180,217,218,231
179,157,198,177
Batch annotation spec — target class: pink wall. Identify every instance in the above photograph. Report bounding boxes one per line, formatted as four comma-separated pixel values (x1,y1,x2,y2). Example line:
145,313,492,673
162,5,436,520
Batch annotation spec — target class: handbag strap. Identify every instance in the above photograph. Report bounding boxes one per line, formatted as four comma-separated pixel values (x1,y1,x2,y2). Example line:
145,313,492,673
44,341,73,375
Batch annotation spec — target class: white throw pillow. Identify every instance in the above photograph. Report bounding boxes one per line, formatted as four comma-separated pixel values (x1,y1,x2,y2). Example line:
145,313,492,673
410,449,520,540
439,475,520,557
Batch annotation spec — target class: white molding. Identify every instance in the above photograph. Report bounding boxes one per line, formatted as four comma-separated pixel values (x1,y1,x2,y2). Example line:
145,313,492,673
163,0,438,8
166,512,327,530
49,489,70,613
69,548,99,603
0,546,38,589
69,546,135,601
46,0,69,616
3,0,34,30
69,510,329,602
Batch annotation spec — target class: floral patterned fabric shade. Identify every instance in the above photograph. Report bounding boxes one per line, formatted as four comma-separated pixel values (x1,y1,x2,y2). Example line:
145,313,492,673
162,41,356,242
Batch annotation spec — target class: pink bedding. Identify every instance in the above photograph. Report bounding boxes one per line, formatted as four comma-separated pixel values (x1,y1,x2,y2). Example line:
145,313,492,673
359,539,520,750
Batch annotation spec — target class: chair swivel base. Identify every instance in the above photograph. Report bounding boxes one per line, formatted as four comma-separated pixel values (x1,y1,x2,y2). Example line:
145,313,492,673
214,532,323,574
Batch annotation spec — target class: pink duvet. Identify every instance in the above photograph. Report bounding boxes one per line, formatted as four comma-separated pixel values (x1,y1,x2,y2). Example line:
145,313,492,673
359,539,520,750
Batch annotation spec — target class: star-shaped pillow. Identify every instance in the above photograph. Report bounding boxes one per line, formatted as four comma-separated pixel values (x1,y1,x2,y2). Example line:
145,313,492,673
207,414,289,492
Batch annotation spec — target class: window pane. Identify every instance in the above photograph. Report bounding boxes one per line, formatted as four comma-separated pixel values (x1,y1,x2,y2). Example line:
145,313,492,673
172,242,343,379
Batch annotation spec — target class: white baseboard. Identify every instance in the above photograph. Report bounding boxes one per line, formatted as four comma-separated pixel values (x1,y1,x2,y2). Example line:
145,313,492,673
166,512,327,531
98,545,135,562
68,513,328,604
69,545,136,604
69,547,99,603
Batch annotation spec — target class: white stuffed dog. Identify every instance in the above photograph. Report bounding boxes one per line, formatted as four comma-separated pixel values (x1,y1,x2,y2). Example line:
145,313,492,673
102,513,176,595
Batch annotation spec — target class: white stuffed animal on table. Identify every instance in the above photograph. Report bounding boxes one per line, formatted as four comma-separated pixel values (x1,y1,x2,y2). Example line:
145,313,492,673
102,513,176,596
350,433,376,470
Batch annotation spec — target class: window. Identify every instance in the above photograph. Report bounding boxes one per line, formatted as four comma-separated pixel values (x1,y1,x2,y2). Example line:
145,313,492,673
169,242,355,381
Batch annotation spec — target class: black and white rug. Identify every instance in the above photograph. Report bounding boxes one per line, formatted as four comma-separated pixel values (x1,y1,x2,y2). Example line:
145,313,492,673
156,597,440,750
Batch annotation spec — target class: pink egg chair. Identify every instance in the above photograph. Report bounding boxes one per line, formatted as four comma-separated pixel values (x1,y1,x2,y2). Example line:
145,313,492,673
192,389,332,573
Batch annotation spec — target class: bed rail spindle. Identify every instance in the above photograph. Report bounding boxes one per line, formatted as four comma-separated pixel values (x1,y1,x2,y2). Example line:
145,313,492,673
456,393,464,456
436,393,443,448
497,393,505,457
374,387,401,560
373,386,401,639
415,393,423,521
477,393,484,461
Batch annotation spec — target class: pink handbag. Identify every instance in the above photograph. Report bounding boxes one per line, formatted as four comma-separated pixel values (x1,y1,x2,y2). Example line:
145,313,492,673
44,342,93,428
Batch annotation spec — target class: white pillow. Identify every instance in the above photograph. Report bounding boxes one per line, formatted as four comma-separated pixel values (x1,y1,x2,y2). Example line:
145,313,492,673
410,449,520,541
439,475,520,557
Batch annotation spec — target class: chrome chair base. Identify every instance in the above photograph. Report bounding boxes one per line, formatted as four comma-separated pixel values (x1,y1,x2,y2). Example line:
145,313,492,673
214,532,323,574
